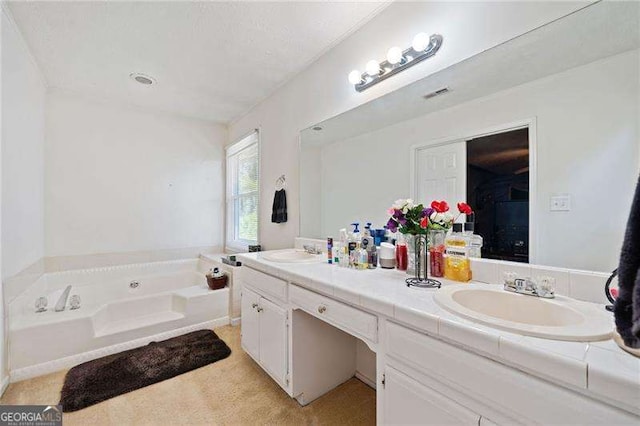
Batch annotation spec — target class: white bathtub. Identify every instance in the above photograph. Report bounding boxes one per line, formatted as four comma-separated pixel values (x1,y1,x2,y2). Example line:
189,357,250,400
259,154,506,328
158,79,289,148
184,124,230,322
8,258,229,381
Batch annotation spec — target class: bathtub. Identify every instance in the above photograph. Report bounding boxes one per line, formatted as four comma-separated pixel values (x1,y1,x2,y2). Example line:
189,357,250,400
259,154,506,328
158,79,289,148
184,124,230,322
8,258,229,381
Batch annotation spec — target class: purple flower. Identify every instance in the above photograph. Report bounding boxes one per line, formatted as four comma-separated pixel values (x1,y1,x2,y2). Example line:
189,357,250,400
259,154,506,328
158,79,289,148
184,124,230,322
398,216,407,226
422,207,434,218
386,218,398,232
393,210,404,219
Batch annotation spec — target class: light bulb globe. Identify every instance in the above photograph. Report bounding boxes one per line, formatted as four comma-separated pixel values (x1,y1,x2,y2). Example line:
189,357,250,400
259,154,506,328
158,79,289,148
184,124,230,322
365,60,381,77
348,70,362,85
412,32,431,52
386,47,403,65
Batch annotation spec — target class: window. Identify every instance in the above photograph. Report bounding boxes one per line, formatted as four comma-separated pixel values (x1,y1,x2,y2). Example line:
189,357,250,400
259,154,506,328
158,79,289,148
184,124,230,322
226,130,259,251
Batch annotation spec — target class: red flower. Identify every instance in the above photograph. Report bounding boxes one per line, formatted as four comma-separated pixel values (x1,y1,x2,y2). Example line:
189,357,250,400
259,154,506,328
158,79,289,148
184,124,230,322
420,216,429,229
430,200,449,213
457,202,473,215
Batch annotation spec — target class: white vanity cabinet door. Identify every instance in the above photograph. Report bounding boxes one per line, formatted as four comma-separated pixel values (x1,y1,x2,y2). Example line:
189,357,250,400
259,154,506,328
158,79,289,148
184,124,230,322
383,366,481,426
241,288,260,360
259,297,288,386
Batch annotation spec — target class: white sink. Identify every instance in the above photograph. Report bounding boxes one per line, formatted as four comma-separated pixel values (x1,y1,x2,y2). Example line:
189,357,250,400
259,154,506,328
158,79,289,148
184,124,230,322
434,284,612,341
260,249,325,263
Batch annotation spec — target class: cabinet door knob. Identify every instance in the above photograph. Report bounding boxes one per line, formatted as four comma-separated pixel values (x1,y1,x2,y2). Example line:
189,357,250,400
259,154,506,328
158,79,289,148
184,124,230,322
317,305,327,314
257,307,263,313
251,303,258,309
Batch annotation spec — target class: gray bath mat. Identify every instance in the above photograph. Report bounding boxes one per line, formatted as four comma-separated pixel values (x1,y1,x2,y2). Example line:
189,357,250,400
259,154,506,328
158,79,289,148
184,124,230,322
59,329,231,411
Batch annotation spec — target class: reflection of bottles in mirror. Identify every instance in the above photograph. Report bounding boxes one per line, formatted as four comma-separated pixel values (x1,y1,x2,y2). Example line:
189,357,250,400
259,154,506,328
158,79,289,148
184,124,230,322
445,223,471,282
464,222,483,258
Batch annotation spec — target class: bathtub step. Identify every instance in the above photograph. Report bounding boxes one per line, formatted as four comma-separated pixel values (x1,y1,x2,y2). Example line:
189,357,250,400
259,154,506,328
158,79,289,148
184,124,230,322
94,311,185,338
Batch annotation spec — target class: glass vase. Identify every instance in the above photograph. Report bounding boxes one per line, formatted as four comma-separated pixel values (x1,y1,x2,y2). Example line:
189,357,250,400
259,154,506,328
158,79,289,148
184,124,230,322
428,230,446,278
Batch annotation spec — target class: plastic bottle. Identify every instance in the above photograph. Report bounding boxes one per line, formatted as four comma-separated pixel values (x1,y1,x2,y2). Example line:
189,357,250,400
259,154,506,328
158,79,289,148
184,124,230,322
444,223,471,282
362,223,377,269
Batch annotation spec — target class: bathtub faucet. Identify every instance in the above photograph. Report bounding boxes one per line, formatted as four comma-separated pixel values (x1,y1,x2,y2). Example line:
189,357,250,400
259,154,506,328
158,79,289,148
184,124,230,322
55,285,72,312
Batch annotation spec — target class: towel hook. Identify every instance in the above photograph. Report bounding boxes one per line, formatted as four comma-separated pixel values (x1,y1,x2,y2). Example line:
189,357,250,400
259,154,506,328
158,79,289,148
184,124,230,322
276,174,286,190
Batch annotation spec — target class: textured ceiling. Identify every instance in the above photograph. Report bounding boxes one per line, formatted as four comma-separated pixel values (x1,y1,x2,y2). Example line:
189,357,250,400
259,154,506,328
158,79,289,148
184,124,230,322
7,1,389,122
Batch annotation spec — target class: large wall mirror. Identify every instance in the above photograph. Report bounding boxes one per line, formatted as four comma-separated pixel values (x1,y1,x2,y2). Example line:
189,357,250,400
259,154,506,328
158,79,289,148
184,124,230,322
300,1,640,272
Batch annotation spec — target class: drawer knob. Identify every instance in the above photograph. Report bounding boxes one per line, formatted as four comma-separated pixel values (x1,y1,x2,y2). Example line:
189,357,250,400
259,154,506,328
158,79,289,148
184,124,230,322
317,305,327,314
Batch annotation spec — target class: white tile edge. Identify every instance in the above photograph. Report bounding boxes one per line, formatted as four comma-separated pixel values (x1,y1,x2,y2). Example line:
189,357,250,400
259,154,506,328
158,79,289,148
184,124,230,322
9,317,230,383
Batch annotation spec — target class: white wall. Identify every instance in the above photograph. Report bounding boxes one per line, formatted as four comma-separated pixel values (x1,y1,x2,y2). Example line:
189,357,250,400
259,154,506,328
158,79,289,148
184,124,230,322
1,4,48,389
45,90,227,257
228,1,587,250
313,50,639,272
1,8,46,280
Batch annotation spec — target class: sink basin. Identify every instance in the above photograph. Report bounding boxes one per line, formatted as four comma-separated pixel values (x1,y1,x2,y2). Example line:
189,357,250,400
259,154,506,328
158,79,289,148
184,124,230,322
260,249,325,263
434,284,612,341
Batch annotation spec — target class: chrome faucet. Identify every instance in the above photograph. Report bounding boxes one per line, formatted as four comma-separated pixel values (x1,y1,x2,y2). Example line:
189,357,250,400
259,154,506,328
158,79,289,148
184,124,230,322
54,285,72,312
303,244,322,255
503,274,555,299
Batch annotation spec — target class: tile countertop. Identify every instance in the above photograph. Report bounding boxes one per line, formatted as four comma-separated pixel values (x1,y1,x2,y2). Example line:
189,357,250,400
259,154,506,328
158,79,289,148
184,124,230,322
237,252,640,416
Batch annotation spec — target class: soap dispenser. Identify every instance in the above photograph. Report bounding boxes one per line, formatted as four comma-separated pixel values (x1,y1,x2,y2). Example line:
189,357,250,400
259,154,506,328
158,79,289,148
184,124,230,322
348,222,360,262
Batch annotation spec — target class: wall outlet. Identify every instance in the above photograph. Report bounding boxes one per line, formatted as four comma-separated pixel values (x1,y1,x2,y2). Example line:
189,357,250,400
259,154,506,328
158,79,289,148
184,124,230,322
550,194,571,211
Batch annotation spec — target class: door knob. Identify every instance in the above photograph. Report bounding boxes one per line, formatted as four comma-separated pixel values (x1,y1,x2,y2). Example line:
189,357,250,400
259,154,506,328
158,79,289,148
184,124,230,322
252,303,258,309
317,305,327,314
257,307,263,313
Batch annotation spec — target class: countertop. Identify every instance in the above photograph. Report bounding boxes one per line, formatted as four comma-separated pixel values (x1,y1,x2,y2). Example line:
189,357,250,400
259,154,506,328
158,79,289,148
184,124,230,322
237,251,640,415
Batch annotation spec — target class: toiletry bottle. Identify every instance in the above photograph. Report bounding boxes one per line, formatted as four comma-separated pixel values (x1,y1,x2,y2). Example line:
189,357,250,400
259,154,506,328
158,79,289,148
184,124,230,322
348,223,360,266
444,223,471,282
350,222,361,243
396,234,408,271
362,223,377,268
327,237,333,264
464,222,483,258
363,223,375,249
428,230,446,277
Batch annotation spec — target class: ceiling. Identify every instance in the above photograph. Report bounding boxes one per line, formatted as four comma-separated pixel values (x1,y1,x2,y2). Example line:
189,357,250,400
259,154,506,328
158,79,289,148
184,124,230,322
468,129,529,176
302,0,640,146
7,1,389,122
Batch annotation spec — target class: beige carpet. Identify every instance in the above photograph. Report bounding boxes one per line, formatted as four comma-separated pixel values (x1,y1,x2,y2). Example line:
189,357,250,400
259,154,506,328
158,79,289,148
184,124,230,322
1,325,376,425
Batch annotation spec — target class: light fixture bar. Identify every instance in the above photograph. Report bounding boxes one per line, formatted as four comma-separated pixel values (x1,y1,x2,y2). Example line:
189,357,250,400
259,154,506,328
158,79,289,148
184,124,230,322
352,34,443,92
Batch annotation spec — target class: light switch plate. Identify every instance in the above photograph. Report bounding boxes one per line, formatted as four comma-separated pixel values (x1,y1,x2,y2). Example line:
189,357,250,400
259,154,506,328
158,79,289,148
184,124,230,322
550,194,571,211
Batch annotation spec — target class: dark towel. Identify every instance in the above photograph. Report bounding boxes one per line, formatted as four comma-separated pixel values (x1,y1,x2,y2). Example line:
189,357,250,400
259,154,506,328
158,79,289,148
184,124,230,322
615,174,640,348
271,189,287,223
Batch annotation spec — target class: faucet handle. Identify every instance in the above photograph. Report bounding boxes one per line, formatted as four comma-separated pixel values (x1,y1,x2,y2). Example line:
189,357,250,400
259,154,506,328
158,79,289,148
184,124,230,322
35,297,48,313
534,276,555,298
69,294,81,310
503,272,518,285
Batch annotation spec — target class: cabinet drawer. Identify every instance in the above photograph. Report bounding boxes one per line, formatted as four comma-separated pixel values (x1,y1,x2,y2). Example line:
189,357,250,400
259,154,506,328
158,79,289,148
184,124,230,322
241,267,287,303
290,285,377,343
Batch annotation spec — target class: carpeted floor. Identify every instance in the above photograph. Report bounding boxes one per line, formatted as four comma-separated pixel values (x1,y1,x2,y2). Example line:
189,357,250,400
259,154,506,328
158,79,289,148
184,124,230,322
0,325,376,425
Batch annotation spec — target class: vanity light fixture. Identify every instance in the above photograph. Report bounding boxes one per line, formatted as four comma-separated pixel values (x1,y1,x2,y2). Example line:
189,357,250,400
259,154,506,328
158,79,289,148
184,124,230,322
348,33,443,92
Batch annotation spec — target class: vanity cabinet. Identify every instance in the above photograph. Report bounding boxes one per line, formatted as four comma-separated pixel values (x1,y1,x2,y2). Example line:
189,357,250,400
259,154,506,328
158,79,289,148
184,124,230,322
383,365,481,425
382,320,637,425
241,286,288,388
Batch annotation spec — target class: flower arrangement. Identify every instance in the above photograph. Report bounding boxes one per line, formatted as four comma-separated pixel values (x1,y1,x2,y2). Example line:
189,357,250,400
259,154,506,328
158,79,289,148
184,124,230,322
386,199,473,235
